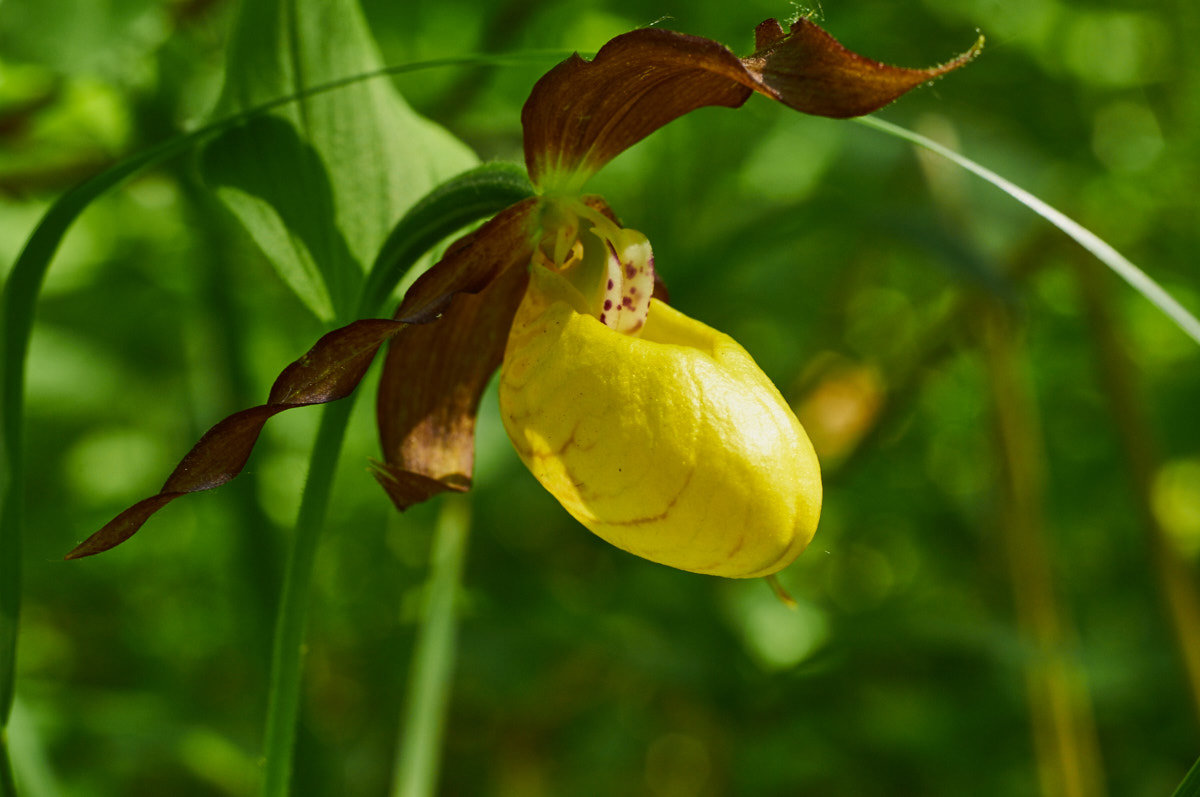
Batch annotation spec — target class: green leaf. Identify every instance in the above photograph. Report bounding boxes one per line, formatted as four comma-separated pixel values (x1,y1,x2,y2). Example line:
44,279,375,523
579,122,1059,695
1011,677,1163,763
206,0,478,322
203,115,359,320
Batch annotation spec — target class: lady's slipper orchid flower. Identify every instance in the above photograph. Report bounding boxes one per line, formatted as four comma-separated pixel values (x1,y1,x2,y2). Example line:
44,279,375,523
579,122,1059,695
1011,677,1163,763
68,17,979,577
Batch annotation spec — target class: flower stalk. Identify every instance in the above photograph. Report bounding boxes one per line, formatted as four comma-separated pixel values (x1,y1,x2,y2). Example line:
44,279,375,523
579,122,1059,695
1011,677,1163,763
258,169,532,794
260,396,357,797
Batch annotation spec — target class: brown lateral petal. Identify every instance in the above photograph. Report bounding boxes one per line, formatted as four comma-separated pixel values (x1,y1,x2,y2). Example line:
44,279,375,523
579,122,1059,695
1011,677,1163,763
522,29,753,188
396,198,537,323
267,320,409,406
370,469,464,512
65,494,185,560
741,18,982,118
522,18,980,185
67,199,538,559
374,260,530,511
64,323,402,560
161,405,289,493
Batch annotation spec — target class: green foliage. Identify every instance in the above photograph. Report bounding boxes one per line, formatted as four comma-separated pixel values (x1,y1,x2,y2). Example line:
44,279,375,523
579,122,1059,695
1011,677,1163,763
206,0,477,321
3,0,1199,796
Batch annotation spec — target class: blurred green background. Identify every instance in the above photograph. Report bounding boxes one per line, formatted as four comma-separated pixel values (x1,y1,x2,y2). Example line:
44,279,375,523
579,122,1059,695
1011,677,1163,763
3,0,1200,794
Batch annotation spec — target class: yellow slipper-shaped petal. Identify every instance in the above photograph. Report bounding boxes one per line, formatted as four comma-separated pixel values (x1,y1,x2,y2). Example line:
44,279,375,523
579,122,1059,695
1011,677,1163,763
500,264,822,577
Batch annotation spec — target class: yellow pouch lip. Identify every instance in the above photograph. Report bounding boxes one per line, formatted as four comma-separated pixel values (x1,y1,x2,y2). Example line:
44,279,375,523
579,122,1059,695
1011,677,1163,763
501,264,822,578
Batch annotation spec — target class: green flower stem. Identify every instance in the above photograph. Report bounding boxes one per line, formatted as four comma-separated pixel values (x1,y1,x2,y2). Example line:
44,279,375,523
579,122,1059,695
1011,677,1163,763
255,163,531,797
358,161,533,317
260,394,358,797
390,494,471,797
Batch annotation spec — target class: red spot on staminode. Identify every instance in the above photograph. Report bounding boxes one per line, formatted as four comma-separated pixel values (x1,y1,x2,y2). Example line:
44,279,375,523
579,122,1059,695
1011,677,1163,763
603,299,613,310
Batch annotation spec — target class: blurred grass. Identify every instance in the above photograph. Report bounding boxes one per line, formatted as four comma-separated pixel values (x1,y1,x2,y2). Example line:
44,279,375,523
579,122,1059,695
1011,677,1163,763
3,0,1200,795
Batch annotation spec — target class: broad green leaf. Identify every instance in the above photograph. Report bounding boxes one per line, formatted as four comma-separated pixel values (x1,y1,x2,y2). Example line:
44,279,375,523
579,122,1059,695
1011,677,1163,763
202,116,358,320
205,0,477,321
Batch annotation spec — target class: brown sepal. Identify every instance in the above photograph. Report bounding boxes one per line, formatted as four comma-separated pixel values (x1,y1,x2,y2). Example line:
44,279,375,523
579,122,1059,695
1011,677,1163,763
521,18,980,185
522,29,753,187
66,199,539,559
741,17,983,119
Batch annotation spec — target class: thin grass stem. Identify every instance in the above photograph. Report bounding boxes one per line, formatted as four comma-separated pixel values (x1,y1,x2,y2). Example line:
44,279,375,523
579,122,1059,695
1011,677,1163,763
856,115,1200,347
982,304,1108,797
1173,753,1200,797
390,494,472,797
1072,257,1200,726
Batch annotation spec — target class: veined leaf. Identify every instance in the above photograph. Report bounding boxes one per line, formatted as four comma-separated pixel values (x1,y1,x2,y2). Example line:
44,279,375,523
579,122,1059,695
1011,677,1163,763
205,0,478,321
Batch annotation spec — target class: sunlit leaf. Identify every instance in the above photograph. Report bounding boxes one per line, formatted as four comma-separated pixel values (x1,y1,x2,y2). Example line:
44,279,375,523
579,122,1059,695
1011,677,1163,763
202,116,356,318
204,0,478,321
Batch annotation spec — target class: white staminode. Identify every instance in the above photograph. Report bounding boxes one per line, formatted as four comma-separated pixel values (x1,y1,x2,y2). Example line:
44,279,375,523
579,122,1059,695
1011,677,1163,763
570,202,655,336
596,226,654,335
